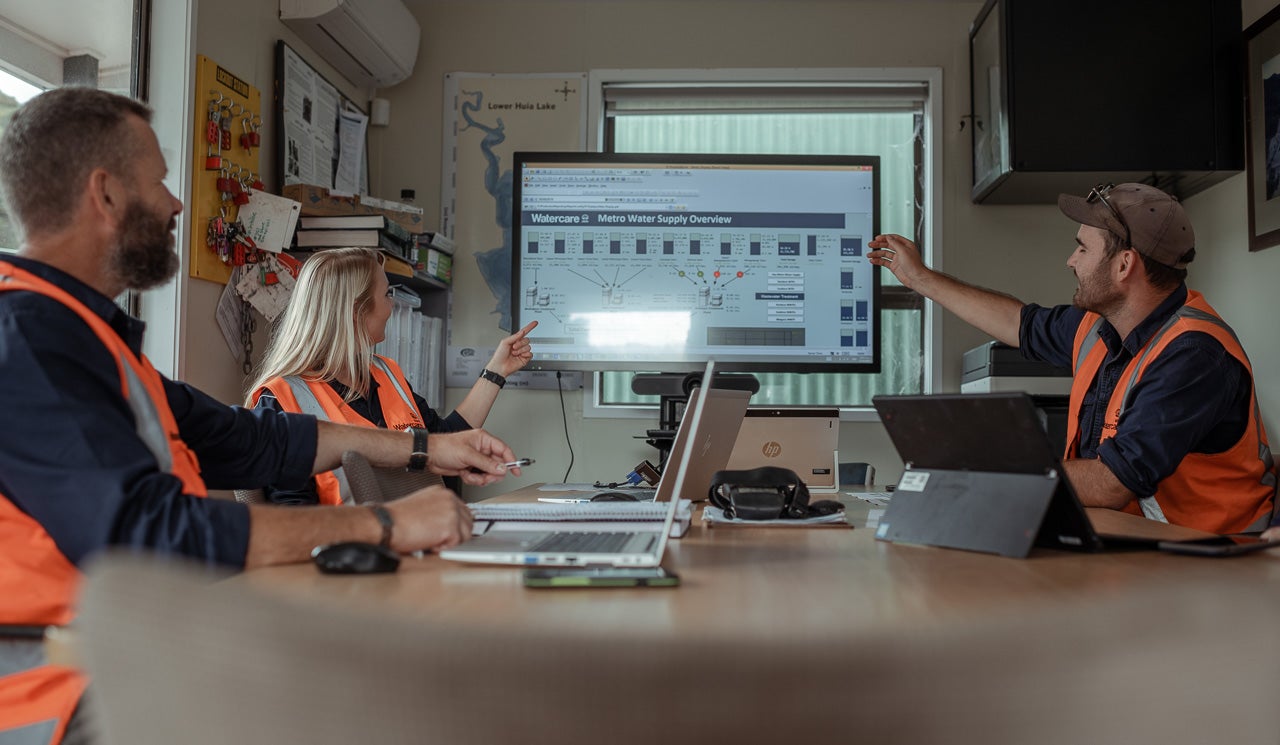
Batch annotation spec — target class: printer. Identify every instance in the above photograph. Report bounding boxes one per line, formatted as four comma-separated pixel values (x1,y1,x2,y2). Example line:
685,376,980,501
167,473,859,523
961,341,1070,453
961,341,1070,395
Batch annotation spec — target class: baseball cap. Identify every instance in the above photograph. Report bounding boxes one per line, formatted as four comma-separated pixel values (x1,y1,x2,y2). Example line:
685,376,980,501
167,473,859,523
1057,183,1195,269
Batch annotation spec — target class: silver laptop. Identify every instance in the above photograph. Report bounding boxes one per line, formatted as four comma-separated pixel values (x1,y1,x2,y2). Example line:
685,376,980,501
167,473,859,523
439,361,750,566
726,407,839,493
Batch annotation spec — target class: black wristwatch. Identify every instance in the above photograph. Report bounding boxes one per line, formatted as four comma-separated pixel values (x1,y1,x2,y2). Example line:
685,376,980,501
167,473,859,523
406,426,428,472
479,368,507,389
369,505,394,549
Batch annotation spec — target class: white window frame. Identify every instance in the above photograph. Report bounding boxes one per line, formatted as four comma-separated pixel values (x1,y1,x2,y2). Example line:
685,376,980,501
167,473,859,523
580,67,943,422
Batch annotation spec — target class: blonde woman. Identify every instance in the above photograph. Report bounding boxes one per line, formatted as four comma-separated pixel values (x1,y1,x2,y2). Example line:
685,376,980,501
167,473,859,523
246,247,536,505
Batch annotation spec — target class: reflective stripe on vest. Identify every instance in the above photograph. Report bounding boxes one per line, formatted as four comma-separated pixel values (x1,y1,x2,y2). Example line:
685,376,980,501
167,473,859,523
0,659,85,745
276,377,354,506
0,262,201,744
0,264,206,496
259,356,425,506
1068,291,1276,532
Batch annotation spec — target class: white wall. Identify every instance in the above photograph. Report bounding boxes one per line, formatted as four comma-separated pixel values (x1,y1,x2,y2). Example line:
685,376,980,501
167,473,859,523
1188,0,1280,439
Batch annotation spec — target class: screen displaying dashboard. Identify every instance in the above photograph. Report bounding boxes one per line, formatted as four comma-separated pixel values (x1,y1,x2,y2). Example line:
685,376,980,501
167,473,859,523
511,152,881,373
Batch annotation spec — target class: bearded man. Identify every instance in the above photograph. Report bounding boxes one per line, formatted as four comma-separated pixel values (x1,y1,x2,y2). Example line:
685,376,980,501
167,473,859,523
0,87,518,744
867,183,1275,535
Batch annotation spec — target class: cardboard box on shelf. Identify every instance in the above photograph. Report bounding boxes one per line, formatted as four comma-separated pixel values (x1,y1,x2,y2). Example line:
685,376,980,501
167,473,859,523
415,247,452,284
282,184,426,236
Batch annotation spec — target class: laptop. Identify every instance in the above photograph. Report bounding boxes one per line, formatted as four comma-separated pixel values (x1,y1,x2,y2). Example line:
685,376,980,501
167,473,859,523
870,392,1218,558
726,407,839,493
440,361,751,566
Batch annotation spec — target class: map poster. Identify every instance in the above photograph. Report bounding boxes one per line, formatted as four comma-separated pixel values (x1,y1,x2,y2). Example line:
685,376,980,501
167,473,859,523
441,72,586,337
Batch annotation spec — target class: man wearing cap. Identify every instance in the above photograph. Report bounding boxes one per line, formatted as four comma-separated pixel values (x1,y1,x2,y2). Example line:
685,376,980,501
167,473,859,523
867,183,1275,534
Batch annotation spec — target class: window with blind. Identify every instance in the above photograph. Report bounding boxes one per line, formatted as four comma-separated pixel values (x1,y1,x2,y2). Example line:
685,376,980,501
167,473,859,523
589,74,937,411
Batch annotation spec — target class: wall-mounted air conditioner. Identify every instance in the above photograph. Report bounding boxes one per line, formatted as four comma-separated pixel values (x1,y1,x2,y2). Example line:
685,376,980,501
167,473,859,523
280,0,421,89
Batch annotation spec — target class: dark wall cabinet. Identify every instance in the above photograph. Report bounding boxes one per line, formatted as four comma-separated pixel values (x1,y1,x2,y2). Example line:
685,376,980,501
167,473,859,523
970,0,1244,204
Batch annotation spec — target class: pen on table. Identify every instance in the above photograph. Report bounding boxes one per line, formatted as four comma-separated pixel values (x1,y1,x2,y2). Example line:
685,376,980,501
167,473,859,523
536,497,592,504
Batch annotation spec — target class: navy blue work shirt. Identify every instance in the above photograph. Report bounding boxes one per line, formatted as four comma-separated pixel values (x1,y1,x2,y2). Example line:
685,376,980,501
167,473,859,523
253,379,469,505
0,256,317,569
1018,284,1251,498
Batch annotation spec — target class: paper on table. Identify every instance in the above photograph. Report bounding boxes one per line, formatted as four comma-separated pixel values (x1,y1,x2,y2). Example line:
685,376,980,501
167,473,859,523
701,506,850,528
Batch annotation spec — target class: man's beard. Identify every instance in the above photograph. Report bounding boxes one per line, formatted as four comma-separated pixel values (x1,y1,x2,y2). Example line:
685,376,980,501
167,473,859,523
1071,267,1123,316
110,198,179,291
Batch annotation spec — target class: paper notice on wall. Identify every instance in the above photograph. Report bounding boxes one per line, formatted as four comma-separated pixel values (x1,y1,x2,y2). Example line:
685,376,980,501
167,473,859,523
334,108,367,195
237,190,301,253
447,346,582,390
216,266,247,363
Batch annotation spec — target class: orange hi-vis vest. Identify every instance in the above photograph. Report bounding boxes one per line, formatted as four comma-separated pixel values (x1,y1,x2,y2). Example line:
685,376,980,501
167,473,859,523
253,356,425,506
1067,290,1276,533
0,261,208,745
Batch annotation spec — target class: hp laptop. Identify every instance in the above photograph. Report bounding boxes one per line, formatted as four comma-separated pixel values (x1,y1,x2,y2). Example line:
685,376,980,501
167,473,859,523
870,393,1217,558
440,361,751,566
727,407,839,493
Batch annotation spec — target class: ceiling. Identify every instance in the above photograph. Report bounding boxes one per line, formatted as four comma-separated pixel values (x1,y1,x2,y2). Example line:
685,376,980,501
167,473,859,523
0,0,135,71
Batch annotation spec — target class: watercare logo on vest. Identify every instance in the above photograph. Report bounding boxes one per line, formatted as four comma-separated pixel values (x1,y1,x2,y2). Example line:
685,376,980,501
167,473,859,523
761,441,782,458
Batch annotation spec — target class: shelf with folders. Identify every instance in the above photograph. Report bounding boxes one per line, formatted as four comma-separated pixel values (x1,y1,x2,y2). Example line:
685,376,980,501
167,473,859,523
374,284,448,408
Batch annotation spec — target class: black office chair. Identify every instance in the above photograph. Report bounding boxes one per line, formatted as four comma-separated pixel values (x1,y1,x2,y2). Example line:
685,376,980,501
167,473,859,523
838,461,875,489
340,450,444,504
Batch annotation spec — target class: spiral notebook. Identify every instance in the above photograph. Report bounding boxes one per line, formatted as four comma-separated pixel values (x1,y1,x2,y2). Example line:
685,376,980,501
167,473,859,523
470,501,694,538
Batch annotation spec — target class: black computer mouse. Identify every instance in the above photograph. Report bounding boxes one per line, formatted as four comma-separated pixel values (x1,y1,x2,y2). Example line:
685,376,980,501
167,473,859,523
311,541,401,574
591,491,639,502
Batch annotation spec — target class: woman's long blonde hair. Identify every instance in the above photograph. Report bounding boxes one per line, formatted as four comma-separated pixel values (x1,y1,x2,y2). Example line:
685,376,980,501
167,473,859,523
245,247,385,405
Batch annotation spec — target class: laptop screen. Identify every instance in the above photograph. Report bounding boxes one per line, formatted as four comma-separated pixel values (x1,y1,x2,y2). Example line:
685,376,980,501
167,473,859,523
873,392,1062,474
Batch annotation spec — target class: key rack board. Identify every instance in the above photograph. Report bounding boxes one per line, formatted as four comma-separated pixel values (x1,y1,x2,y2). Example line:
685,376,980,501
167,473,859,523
189,55,262,284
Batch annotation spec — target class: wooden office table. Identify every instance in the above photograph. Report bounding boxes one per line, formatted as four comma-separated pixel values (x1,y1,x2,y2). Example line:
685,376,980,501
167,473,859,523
207,487,1280,745
239,484,1280,642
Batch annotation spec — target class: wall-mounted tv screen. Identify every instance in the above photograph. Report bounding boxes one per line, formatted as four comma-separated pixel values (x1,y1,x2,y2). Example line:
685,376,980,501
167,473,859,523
511,152,881,373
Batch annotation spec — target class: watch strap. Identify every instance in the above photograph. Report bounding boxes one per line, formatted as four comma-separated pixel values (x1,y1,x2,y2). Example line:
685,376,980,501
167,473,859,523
479,368,507,389
369,505,394,549
407,426,428,472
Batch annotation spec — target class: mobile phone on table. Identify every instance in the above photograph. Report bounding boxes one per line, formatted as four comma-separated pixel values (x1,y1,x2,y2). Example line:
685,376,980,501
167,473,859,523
522,566,680,588
1157,535,1280,557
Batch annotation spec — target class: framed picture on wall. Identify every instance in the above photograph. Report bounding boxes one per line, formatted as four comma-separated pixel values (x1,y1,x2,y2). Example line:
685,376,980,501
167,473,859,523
1245,4,1280,252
